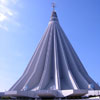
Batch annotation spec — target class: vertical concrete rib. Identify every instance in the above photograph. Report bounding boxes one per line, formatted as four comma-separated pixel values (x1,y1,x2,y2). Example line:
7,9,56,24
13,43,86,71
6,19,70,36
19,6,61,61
38,23,54,90
54,23,61,90
56,24,78,89
21,25,52,90
10,24,52,91
58,24,89,89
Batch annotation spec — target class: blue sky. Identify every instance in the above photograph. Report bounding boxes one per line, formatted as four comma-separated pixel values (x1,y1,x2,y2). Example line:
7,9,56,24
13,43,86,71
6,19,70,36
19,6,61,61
0,0,100,91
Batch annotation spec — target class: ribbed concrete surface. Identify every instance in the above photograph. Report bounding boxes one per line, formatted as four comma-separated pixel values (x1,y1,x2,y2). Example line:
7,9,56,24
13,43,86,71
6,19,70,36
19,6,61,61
10,11,100,91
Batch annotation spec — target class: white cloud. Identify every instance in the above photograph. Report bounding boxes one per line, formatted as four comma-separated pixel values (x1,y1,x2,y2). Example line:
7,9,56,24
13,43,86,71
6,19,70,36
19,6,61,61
0,0,18,5
0,0,8,5
0,5,14,16
0,0,20,31
0,13,7,22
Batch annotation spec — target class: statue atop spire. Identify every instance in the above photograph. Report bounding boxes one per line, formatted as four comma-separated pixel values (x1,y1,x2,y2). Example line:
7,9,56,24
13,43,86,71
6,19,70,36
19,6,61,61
52,2,56,11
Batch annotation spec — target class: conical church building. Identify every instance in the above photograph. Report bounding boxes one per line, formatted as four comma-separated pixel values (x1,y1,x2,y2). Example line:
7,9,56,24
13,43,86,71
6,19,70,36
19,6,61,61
5,9,100,99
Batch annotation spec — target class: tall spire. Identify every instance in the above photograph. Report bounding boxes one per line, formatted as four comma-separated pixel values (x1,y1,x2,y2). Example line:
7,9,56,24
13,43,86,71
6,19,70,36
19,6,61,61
52,2,56,11
9,7,100,98
50,2,58,22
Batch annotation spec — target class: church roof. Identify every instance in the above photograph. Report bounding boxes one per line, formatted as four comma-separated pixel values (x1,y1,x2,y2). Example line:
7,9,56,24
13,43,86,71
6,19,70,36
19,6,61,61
10,10,100,92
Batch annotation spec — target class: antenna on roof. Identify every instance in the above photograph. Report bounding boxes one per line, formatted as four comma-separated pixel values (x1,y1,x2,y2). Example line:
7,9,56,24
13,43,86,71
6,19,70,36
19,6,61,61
52,2,56,11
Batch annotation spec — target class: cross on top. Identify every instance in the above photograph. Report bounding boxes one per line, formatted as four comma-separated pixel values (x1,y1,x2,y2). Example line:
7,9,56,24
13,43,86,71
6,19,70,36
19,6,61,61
52,2,56,11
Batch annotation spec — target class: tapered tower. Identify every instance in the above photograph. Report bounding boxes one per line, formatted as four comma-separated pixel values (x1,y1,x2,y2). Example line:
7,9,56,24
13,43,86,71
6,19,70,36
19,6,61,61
8,9,100,98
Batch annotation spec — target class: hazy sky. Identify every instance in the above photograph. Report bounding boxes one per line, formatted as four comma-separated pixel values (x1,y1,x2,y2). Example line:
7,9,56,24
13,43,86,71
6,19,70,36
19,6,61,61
0,0,100,91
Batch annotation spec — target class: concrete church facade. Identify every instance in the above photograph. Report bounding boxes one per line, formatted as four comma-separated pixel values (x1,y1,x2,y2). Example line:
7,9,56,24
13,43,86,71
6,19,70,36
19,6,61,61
0,8,100,99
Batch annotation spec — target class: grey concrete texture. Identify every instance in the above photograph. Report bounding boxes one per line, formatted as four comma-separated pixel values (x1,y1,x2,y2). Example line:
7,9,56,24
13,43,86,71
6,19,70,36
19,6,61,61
9,11,100,91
